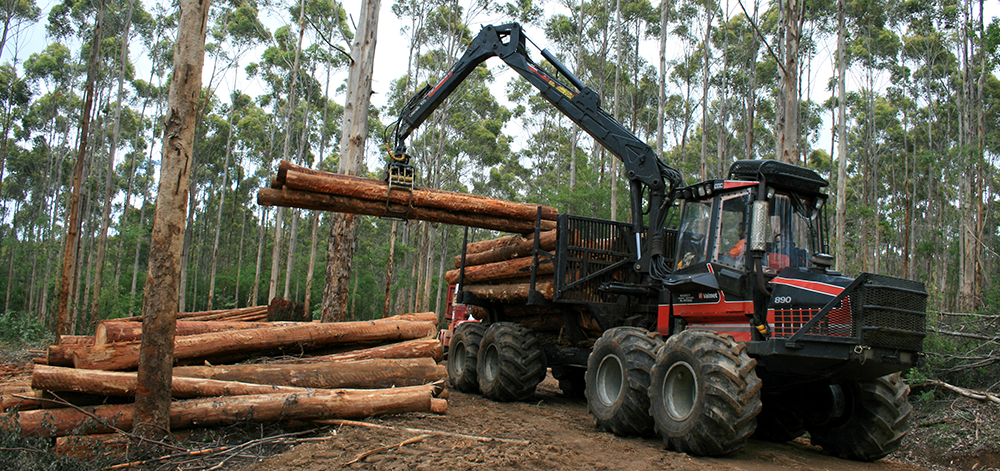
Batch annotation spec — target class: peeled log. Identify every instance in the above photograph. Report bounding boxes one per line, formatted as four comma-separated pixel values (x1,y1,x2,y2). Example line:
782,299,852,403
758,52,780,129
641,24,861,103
95,320,297,345
278,161,557,221
464,280,554,303
73,318,437,371
172,357,445,390
31,365,330,398
445,256,553,285
454,230,558,268
258,187,555,234
10,384,439,438
272,338,443,364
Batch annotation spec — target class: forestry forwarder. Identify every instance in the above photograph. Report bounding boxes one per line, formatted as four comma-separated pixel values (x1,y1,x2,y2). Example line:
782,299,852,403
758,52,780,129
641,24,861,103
388,23,928,461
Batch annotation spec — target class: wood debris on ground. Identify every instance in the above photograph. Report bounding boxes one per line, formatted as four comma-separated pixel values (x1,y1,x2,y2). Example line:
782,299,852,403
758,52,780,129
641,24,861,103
1,303,448,460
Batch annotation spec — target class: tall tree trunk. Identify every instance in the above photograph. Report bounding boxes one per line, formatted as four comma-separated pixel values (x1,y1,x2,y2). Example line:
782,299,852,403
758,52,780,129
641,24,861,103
835,0,847,272
207,68,240,311
133,0,210,438
90,0,135,328
56,0,105,339
251,207,267,306
776,0,801,164
322,0,381,322
699,5,713,181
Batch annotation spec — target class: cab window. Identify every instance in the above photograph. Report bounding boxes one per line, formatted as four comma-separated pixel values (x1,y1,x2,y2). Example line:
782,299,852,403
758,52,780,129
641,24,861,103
675,199,712,269
765,193,820,271
716,190,751,269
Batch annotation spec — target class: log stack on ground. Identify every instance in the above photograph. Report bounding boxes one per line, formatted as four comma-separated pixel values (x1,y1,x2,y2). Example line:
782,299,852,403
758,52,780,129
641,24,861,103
4,307,448,442
258,160,558,234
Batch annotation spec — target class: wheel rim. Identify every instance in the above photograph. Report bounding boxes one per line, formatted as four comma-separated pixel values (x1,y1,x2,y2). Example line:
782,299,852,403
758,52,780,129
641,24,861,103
453,342,467,375
595,353,624,406
663,361,697,421
482,343,499,383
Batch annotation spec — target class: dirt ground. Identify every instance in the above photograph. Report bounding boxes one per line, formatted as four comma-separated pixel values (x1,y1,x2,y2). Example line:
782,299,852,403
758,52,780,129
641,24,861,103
245,373,957,471
2,345,993,471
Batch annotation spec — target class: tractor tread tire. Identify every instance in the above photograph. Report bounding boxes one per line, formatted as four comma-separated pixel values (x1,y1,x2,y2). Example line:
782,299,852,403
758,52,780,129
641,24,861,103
477,322,546,402
447,322,485,393
808,373,912,462
650,329,762,456
585,327,663,436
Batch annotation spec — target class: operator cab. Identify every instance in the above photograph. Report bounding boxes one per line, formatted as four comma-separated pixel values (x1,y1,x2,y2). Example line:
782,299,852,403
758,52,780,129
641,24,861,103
673,160,829,278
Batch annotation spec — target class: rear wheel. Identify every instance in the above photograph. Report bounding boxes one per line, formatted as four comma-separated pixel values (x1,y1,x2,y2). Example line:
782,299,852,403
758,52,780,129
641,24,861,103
808,373,912,461
477,322,546,402
446,322,484,393
649,329,762,456
585,327,662,436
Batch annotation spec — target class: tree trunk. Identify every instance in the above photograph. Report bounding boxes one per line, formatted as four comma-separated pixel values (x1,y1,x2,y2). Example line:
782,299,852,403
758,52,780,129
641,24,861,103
835,0,847,271
56,0,106,339
207,68,239,311
322,0,381,322
133,0,210,438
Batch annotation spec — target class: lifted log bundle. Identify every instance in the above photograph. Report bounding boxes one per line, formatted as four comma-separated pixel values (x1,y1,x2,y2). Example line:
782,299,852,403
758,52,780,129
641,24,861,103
258,161,557,234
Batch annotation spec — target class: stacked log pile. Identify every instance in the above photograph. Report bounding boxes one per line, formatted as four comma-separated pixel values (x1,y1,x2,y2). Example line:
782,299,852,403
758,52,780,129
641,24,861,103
445,230,558,304
259,161,558,234
2,308,447,440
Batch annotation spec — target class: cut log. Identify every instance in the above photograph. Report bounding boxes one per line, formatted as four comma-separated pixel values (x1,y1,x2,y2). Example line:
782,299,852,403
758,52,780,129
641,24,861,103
32,365,338,398
272,338,443,364
277,160,558,221
463,280,554,303
172,357,445,390
58,335,95,346
115,306,268,323
454,230,558,268
445,256,554,284
430,398,447,415
73,317,437,371
47,344,90,367
10,383,440,437
95,320,297,345
258,187,556,234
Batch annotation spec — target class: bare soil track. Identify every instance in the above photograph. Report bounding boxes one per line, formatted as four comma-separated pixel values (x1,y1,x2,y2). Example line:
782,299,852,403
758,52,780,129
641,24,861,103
248,373,940,471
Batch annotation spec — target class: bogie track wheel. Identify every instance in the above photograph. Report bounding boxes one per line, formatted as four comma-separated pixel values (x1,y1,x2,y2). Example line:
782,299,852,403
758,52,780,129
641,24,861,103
649,329,762,456
585,327,662,436
807,373,912,461
477,322,547,402
446,322,485,393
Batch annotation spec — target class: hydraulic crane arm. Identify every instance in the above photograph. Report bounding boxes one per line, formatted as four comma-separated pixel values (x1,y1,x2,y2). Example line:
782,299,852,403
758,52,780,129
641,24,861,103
392,23,683,277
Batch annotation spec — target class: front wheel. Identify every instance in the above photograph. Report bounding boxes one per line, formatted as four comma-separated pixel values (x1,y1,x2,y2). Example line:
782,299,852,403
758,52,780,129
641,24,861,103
649,329,762,456
585,327,662,436
477,322,546,402
807,373,912,461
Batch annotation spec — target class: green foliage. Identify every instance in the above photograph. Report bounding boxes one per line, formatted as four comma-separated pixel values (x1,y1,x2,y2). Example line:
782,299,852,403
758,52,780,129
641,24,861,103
0,411,108,471
0,311,50,346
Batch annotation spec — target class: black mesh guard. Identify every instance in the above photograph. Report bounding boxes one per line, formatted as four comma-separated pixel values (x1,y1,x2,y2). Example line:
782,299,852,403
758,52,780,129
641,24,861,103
727,159,829,195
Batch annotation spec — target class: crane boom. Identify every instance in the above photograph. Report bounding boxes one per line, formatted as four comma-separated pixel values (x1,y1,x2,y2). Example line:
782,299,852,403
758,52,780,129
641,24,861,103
391,23,683,276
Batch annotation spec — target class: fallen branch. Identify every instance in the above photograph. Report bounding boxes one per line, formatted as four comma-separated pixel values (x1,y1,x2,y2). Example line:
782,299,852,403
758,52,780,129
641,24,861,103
317,418,530,445
910,379,1000,404
343,433,430,466
927,328,1000,342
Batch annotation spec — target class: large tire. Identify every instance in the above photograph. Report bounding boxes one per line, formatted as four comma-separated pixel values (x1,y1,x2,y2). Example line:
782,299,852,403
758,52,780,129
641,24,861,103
585,327,662,436
447,322,485,393
649,329,762,456
808,373,912,461
552,366,586,398
477,322,546,402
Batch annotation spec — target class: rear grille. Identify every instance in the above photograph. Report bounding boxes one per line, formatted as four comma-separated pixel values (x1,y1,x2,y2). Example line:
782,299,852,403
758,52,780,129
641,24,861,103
779,273,927,352
772,299,854,338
